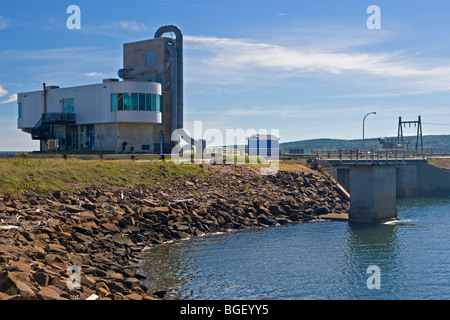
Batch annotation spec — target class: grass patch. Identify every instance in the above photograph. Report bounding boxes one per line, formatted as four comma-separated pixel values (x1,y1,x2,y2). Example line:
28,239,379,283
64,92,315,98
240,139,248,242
0,158,211,196
428,157,450,170
0,157,313,197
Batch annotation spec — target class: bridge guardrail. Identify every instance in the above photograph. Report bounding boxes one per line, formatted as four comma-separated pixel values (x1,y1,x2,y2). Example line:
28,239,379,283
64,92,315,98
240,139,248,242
311,148,422,165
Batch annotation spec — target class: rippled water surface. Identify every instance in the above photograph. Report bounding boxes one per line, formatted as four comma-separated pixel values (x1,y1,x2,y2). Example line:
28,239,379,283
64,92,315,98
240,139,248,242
140,197,450,299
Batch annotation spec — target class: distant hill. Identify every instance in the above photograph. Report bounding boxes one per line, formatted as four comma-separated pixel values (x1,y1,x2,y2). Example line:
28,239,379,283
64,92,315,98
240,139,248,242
280,135,450,154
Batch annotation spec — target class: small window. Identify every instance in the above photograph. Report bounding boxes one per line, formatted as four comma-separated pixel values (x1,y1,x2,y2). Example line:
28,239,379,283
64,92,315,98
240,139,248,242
117,93,124,110
150,94,161,112
62,98,75,113
145,94,152,111
139,93,146,111
151,94,157,111
18,103,22,119
155,95,161,112
131,93,139,111
111,94,117,111
146,51,156,66
123,93,131,111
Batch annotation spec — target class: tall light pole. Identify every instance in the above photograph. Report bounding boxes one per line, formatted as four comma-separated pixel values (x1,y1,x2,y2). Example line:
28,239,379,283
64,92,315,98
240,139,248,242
363,112,376,149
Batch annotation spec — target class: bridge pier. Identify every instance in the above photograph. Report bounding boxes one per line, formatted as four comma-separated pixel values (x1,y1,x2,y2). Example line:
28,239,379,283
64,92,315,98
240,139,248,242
348,164,398,223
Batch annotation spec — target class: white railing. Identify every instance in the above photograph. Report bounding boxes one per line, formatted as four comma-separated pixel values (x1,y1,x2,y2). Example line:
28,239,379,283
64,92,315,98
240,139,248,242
311,148,416,165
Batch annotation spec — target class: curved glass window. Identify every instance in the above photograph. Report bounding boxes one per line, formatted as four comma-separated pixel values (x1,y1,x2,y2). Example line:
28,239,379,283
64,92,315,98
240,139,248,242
111,93,161,112
123,93,131,111
145,94,152,111
111,93,117,111
116,93,124,111
131,93,138,110
138,93,145,111
152,94,161,112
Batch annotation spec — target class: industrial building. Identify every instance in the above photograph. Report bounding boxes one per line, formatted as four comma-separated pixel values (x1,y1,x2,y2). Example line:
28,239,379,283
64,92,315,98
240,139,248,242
247,134,280,157
17,25,185,153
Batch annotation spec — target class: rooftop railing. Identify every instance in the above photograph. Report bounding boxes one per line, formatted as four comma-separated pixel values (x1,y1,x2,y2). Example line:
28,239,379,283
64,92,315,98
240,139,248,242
41,112,76,124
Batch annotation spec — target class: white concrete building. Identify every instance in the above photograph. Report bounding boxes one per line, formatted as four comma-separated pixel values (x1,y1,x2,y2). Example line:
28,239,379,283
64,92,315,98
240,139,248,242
17,25,186,153
17,80,162,152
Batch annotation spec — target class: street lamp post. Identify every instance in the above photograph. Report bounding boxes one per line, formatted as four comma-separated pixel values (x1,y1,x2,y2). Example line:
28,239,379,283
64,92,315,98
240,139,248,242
363,112,377,149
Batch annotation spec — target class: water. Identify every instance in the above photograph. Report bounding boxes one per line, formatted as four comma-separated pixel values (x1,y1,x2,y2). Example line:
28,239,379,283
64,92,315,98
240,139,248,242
139,197,450,300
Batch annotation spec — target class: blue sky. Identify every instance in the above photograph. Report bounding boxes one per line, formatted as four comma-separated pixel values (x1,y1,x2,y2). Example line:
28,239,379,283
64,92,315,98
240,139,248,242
1,0,450,150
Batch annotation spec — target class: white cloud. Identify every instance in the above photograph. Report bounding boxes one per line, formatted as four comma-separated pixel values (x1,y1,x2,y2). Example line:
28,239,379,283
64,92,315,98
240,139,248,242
0,84,7,97
99,20,148,32
0,84,16,104
117,20,148,32
0,16,8,30
0,94,17,104
185,35,450,93
189,36,365,74
222,106,303,118
84,72,107,78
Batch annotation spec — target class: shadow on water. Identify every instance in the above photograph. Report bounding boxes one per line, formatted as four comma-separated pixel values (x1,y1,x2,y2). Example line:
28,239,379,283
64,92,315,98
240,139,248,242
341,222,402,299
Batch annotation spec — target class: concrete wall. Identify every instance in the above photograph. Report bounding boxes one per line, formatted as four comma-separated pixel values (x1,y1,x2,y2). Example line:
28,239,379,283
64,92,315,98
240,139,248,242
336,160,450,199
395,160,450,197
348,165,397,223
123,37,169,83
416,161,450,196
396,164,418,198
32,122,159,153
115,123,158,153
337,168,350,193
123,37,173,149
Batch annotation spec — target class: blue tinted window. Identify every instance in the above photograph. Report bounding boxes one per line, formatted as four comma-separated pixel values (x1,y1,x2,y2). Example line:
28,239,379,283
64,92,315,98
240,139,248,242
113,93,161,112
131,93,139,110
155,95,161,112
146,94,152,111
111,94,117,111
117,93,124,110
139,93,145,111
62,98,74,113
123,93,131,110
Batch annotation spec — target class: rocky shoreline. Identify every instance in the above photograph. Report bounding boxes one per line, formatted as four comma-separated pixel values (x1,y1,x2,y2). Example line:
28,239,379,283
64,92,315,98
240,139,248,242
0,164,349,300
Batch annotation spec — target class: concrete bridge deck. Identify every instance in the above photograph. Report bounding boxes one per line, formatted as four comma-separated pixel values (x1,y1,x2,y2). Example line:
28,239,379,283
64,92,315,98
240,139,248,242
314,149,450,223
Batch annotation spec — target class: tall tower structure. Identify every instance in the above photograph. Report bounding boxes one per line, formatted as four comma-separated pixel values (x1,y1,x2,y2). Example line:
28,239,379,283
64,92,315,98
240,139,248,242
119,25,183,153
397,116,423,153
